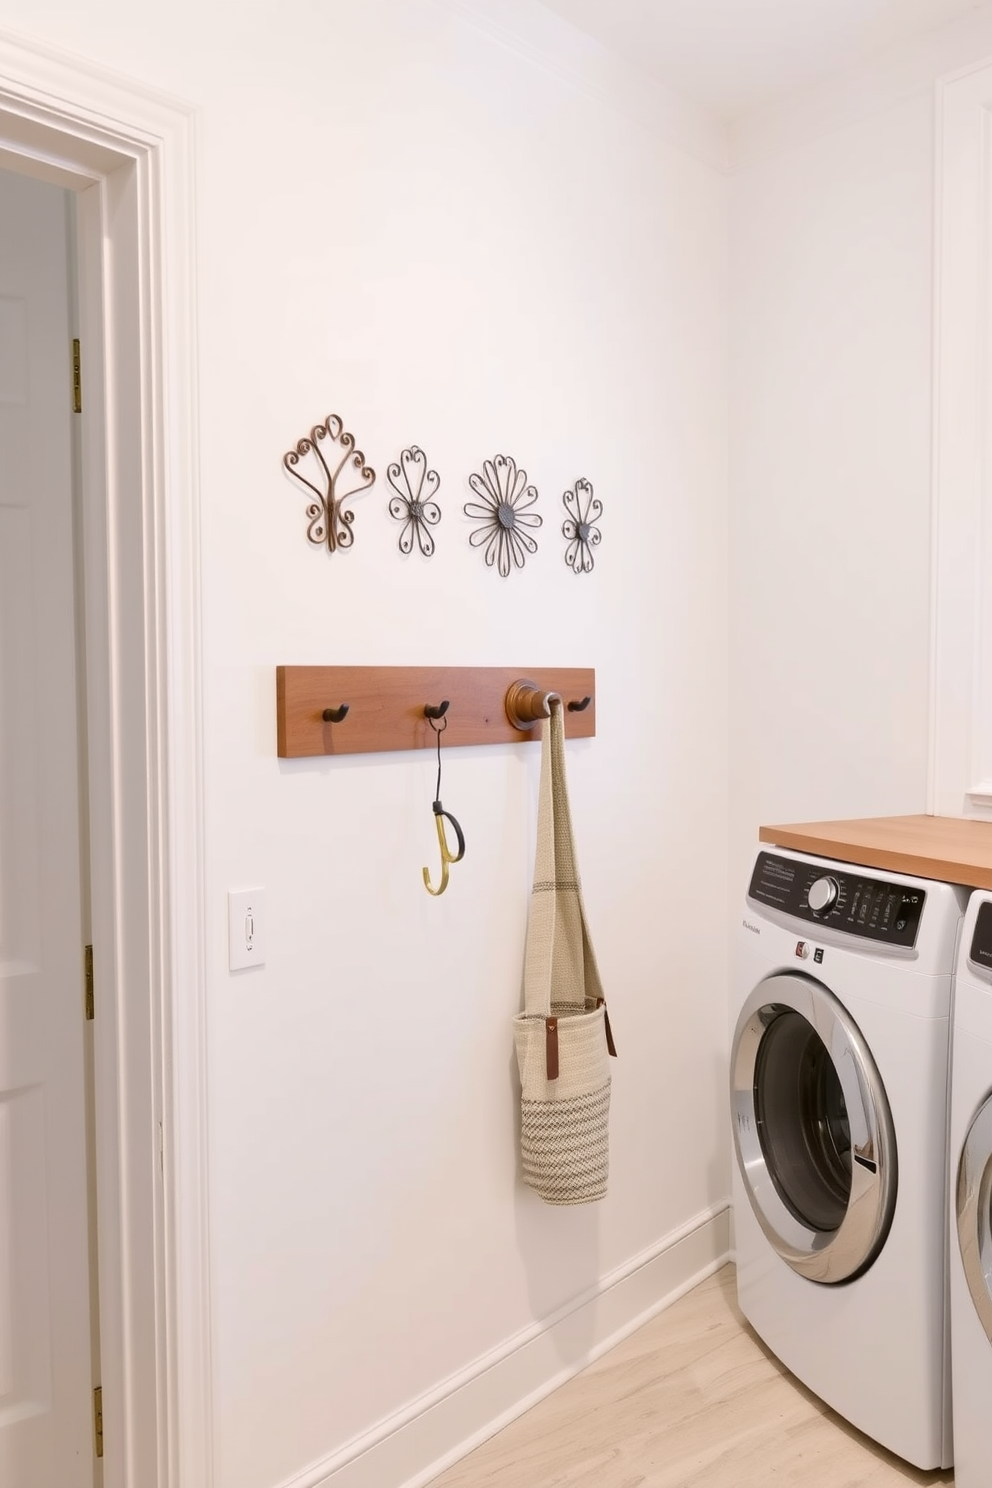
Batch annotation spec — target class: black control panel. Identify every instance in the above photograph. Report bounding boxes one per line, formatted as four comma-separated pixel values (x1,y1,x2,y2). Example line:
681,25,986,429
748,851,926,948
970,902,992,971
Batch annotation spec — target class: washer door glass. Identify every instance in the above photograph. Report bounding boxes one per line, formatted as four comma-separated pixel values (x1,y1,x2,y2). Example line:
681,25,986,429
731,973,897,1284
956,1093,992,1344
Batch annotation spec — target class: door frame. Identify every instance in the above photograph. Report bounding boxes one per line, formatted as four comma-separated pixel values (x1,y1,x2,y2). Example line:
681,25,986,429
0,31,209,1488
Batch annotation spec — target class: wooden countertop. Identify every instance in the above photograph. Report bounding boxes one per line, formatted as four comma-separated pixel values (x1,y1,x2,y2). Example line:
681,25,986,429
758,814,992,890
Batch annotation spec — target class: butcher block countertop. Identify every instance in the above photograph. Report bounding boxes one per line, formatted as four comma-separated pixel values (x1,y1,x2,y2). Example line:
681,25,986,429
759,814,992,890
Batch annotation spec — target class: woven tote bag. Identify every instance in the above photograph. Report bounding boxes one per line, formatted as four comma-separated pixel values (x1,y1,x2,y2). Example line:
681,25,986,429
513,698,616,1205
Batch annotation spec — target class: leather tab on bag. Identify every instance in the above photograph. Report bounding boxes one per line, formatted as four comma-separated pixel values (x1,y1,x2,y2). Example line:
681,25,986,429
599,999,618,1058
545,1017,559,1080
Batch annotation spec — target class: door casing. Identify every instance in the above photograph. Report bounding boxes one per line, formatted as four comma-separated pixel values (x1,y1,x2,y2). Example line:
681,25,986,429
0,32,209,1488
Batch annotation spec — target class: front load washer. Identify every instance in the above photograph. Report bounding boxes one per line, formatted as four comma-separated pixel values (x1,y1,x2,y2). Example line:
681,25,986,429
731,846,967,1469
948,890,992,1488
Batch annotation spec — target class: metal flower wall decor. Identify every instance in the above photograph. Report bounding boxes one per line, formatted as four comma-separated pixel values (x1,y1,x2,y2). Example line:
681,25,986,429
283,413,375,554
387,446,441,556
562,478,602,574
464,454,542,577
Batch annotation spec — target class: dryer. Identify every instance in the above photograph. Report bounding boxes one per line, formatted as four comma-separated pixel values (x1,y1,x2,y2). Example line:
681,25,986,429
731,846,967,1469
948,889,992,1488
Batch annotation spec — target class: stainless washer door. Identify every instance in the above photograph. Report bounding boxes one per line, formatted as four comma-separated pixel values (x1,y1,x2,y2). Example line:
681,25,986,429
956,1094,992,1344
731,973,897,1284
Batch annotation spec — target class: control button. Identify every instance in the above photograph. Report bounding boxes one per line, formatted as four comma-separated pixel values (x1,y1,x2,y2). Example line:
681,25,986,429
808,876,839,915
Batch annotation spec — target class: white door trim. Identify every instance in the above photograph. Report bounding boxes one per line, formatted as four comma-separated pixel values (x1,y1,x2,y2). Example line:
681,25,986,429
0,31,209,1488
930,58,992,818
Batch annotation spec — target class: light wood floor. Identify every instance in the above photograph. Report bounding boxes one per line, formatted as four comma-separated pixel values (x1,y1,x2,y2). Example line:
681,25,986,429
428,1265,954,1487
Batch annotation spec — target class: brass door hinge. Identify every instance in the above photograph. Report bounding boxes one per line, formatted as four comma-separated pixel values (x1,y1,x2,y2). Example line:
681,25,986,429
93,1385,103,1458
85,945,94,1021
72,338,81,413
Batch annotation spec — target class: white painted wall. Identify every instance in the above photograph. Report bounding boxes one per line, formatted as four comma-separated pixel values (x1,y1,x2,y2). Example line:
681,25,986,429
729,8,992,896
17,0,991,1481
0,3,729,1486
930,56,992,821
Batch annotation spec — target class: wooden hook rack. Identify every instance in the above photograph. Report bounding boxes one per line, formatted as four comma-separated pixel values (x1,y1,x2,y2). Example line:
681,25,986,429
276,666,596,758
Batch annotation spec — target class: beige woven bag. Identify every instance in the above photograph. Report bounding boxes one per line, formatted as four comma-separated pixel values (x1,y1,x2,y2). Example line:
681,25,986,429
513,698,616,1205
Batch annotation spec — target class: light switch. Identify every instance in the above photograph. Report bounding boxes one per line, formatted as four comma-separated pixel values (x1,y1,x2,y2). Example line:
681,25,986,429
228,889,265,971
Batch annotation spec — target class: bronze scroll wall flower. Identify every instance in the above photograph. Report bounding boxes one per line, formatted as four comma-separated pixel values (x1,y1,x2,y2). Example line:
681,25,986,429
562,478,602,574
387,446,441,557
463,454,543,577
283,413,375,553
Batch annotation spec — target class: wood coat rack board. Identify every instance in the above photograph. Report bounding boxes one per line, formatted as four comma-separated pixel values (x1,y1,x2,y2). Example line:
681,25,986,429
276,666,596,758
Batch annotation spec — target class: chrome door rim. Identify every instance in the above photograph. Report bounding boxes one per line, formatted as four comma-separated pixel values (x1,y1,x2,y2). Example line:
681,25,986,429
731,972,897,1284
956,1094,992,1343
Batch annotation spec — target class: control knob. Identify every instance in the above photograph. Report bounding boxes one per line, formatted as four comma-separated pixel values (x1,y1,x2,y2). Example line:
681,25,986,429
808,876,839,915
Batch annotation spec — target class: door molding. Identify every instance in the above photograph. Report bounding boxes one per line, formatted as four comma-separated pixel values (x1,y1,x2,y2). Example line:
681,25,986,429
0,31,209,1488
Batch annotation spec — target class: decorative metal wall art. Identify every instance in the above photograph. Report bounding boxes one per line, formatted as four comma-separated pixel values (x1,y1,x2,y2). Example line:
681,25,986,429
562,478,602,574
283,413,375,554
464,454,542,577
387,446,441,556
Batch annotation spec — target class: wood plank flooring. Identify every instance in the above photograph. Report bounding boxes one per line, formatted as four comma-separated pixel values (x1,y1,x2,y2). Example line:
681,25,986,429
428,1265,953,1487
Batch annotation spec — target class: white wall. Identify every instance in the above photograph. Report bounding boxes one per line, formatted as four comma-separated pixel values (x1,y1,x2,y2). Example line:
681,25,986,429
0,4,729,1486
729,93,935,894
11,0,992,1482
728,8,992,896
930,55,992,821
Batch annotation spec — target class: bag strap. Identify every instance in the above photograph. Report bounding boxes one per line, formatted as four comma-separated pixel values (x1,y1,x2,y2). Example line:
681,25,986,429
548,700,604,1012
521,699,606,1020
521,701,558,1019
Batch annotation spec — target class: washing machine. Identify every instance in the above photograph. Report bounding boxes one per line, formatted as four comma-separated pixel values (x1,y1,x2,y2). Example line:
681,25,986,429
730,845,967,1469
948,889,992,1487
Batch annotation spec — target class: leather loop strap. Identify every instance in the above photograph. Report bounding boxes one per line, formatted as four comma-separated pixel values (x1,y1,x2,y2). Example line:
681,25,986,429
545,1017,559,1080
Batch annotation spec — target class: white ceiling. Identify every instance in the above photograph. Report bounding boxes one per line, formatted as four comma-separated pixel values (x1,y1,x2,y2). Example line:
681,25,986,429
536,0,984,119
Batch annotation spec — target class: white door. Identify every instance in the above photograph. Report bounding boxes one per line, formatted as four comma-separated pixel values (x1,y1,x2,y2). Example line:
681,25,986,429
0,168,96,1486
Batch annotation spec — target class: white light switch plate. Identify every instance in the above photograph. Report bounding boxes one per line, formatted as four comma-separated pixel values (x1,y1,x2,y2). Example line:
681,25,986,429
228,888,265,971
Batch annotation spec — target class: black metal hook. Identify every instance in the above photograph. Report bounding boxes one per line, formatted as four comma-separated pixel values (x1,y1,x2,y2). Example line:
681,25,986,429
322,703,350,723
424,699,450,721
567,696,592,713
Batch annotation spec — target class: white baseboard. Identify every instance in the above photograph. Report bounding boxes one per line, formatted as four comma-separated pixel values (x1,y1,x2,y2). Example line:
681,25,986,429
277,1202,731,1488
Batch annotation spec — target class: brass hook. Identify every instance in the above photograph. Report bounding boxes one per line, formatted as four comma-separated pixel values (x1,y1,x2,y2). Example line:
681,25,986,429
423,704,465,896
423,802,466,896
